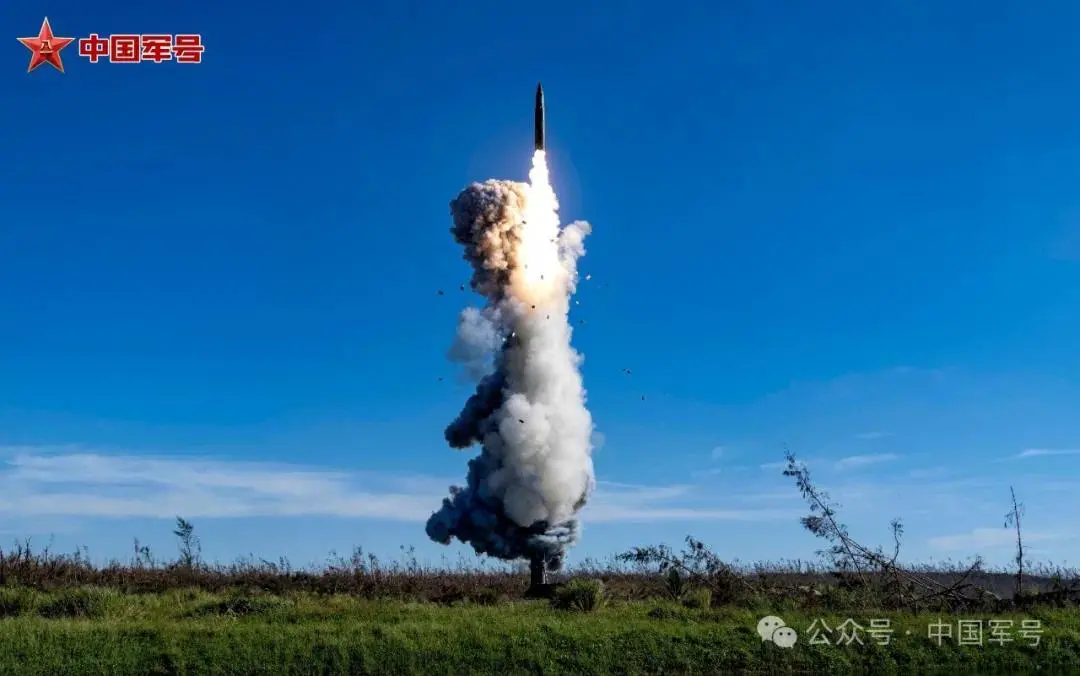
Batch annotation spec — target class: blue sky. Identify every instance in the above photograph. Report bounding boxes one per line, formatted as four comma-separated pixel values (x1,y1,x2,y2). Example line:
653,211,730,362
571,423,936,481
3,1,1078,571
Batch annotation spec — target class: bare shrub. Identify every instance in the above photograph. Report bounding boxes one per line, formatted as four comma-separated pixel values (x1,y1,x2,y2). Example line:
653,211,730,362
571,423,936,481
782,447,989,612
617,536,747,605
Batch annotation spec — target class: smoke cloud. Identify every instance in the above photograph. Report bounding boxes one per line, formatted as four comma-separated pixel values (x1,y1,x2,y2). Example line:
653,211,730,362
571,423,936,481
426,153,594,571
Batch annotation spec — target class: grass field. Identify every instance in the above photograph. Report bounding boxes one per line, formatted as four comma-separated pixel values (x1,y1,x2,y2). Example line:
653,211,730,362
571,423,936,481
0,586,1076,675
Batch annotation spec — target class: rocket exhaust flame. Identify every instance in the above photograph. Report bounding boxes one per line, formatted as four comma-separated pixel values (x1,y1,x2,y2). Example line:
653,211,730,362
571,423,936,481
426,98,594,573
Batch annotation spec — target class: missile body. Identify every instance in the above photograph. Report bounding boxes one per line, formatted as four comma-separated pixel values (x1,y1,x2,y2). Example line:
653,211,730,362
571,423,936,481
534,83,545,151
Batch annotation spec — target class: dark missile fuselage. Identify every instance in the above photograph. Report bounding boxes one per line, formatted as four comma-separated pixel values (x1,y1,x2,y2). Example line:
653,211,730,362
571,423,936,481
534,83,545,151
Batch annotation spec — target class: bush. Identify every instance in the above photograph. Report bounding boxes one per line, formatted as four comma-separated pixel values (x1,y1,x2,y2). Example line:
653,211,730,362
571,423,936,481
0,587,36,617
681,587,712,609
552,578,604,612
664,568,686,600
193,593,292,617
647,605,686,620
37,587,112,619
470,588,499,605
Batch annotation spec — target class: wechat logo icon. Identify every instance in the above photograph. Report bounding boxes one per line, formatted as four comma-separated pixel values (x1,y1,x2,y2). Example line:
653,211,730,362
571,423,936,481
757,615,798,648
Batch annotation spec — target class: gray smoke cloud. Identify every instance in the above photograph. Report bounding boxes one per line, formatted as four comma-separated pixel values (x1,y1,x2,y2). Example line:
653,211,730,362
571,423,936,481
426,176,594,571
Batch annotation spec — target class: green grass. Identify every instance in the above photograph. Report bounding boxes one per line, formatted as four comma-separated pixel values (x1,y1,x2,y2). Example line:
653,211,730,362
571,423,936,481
0,587,1075,674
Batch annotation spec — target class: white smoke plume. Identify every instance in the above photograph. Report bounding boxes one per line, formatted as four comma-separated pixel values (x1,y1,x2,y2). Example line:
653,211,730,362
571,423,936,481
426,151,595,571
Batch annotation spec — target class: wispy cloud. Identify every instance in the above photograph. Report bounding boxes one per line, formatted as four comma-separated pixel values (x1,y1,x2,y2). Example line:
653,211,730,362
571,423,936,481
0,451,436,521
710,446,727,460
592,482,693,503
0,447,799,525
692,467,725,478
928,528,1062,552
759,452,830,472
570,480,800,522
1012,448,1080,460
833,453,899,471
854,432,889,440
583,504,799,523
1035,480,1080,491
731,490,798,503
906,466,950,480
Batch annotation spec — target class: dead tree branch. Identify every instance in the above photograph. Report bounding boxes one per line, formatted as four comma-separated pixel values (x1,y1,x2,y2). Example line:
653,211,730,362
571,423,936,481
782,447,986,610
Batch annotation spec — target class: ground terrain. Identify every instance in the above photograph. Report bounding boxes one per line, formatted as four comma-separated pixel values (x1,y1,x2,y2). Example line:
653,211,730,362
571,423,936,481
0,538,1077,674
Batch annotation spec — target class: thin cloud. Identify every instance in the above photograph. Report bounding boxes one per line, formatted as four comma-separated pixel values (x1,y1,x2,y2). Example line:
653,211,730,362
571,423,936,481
691,467,726,478
593,481,693,502
1037,480,1080,491
833,453,899,471
1013,449,1080,459
759,455,817,472
732,490,798,503
0,452,436,521
854,432,889,440
583,505,800,523
710,446,727,460
584,481,800,522
928,528,1061,552
0,447,794,524
906,466,950,480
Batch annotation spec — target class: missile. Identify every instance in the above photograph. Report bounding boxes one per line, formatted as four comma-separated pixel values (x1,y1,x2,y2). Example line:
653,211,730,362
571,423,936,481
534,82,545,151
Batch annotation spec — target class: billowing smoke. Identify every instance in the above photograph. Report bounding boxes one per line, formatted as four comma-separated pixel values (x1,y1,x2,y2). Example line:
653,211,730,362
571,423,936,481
426,151,594,571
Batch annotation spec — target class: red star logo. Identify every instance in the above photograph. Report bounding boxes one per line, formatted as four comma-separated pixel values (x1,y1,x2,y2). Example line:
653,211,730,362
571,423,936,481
18,17,74,73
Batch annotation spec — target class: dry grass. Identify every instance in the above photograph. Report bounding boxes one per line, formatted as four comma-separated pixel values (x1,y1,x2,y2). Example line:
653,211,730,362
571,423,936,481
0,533,1075,614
